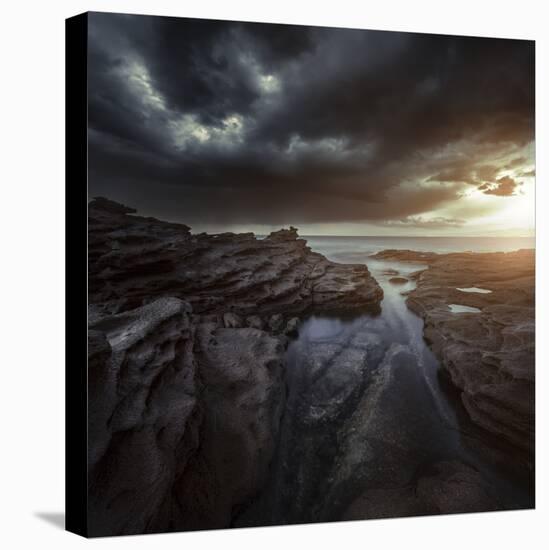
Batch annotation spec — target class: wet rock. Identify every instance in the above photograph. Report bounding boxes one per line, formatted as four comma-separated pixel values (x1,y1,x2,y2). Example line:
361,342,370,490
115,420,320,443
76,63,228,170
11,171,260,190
389,276,408,285
307,346,366,423
258,321,372,523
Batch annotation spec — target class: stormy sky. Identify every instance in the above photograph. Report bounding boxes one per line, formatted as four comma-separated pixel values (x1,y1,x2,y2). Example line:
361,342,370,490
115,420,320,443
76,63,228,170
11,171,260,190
87,12,535,236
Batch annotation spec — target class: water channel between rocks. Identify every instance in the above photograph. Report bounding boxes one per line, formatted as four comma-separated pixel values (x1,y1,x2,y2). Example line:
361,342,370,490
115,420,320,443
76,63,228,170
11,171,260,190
237,246,533,527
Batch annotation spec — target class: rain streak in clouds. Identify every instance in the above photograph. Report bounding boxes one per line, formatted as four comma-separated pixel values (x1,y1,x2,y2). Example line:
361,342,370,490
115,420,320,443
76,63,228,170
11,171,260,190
87,13,535,234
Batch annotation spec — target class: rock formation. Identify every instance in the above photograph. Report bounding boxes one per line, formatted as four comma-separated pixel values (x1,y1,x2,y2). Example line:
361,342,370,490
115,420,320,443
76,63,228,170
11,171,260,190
388,276,408,285
344,460,500,520
87,198,383,536
89,197,383,320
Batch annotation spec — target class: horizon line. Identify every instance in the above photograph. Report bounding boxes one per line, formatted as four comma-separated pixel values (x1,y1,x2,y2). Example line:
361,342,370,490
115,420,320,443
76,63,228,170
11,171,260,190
256,233,536,239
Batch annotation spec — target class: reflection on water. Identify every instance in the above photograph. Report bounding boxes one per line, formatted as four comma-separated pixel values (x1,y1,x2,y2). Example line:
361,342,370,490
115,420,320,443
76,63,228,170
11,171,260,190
238,238,533,526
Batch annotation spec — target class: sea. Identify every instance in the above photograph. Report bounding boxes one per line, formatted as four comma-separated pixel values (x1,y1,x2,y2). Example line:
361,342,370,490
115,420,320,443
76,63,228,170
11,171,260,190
302,235,534,263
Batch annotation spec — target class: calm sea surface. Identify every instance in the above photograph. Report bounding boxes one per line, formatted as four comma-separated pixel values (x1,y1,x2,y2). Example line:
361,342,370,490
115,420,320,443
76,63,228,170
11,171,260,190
303,235,534,262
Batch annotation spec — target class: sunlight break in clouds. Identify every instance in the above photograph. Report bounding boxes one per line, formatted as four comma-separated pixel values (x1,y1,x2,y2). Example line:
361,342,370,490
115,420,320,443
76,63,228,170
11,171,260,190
87,13,534,237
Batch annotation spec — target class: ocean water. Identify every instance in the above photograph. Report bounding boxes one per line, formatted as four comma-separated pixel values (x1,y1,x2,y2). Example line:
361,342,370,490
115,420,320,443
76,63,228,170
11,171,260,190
302,235,534,263
240,234,534,526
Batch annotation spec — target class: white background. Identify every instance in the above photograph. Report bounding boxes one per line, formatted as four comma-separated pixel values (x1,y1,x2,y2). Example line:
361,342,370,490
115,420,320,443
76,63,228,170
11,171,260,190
0,0,547,547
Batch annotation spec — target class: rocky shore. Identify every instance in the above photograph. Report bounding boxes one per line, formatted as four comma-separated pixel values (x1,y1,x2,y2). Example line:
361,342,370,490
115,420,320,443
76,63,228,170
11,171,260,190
87,198,533,535
88,197,383,321
87,198,383,536
371,248,535,461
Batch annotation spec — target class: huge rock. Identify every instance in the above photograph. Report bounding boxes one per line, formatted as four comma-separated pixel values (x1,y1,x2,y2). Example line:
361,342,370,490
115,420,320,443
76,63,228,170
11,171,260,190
87,298,199,536
88,197,383,319
172,325,286,530
87,298,286,536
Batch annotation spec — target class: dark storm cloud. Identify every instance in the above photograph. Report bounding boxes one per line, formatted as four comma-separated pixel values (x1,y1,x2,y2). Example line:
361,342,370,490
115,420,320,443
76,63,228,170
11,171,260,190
87,12,535,226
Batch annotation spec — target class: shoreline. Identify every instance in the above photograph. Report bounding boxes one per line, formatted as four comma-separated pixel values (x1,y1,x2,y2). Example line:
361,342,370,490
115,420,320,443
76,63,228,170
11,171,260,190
370,248,535,461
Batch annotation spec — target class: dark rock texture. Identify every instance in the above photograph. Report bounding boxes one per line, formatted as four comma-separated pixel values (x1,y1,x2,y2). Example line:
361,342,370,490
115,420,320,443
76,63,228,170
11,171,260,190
88,298,199,535
87,198,383,536
371,248,535,459
344,460,500,520
89,197,383,319
168,323,286,531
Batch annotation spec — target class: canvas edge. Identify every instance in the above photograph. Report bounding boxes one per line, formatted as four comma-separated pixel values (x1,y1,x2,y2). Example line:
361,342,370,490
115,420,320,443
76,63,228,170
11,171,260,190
65,11,89,538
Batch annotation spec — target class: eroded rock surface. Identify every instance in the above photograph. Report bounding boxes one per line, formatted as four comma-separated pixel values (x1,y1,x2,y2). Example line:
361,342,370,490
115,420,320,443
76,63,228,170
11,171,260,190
371,249,535,459
88,298,199,535
344,460,500,520
87,198,383,535
89,197,382,320
167,324,285,531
